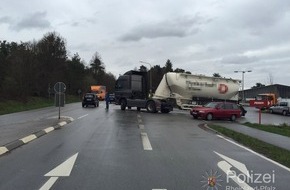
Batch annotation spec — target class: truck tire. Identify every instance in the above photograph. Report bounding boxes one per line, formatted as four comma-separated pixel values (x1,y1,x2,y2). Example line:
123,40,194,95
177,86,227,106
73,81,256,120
120,99,127,110
146,101,157,113
137,107,141,111
206,113,213,121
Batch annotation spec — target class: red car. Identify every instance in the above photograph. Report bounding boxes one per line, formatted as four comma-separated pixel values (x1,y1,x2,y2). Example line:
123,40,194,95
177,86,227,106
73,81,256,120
190,102,241,121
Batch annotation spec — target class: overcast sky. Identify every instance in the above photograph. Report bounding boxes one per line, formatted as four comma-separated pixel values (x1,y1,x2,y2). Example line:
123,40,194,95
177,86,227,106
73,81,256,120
1,0,290,89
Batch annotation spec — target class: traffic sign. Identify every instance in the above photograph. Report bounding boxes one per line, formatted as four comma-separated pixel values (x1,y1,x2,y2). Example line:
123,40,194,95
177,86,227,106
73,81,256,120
54,82,66,93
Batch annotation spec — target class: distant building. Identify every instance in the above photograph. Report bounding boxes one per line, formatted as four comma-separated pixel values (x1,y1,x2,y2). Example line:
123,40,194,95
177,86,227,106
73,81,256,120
240,84,290,100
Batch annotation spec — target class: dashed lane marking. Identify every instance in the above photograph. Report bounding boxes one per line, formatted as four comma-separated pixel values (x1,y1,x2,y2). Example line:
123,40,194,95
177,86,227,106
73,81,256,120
77,114,88,120
141,132,153,150
139,124,145,130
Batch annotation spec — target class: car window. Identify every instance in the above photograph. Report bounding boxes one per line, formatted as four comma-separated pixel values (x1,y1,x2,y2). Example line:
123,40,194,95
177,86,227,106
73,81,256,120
224,103,233,110
232,104,239,109
204,102,219,108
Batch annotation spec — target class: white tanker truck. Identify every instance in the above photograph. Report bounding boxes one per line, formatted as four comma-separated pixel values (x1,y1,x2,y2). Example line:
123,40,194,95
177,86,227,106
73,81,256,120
154,72,241,109
115,70,241,113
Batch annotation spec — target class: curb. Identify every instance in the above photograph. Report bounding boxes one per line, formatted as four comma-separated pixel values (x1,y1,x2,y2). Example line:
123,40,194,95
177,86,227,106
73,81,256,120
198,123,223,135
0,117,74,156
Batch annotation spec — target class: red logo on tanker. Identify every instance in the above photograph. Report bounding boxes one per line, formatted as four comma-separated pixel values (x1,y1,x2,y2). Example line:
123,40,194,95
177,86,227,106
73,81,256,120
218,84,228,94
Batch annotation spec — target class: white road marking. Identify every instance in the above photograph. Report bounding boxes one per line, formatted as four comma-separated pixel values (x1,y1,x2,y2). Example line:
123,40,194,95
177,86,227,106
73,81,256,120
58,121,67,127
141,132,153,150
77,114,88,120
44,127,54,133
45,153,79,177
138,118,142,123
152,189,167,190
39,177,58,190
0,147,9,155
217,134,290,172
214,151,250,177
218,160,254,190
20,134,37,144
40,153,79,190
139,124,145,129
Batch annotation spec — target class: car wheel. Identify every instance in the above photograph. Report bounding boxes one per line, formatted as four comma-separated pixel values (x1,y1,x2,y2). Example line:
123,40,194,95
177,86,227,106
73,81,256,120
193,115,198,119
206,113,213,121
137,107,141,111
282,110,287,116
230,114,236,121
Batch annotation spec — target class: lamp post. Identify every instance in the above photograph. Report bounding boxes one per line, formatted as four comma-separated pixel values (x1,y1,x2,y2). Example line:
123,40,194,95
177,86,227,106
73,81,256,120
234,70,252,103
139,61,152,97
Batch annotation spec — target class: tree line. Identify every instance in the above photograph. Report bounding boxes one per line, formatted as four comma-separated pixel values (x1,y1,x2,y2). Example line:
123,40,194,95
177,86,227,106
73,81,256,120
0,32,115,101
3,31,256,102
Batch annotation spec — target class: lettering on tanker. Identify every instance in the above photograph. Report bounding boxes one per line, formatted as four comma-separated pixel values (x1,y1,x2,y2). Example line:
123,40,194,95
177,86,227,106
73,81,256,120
186,80,217,91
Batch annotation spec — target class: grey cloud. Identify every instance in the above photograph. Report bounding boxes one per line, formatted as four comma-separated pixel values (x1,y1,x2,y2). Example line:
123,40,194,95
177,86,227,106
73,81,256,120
221,55,259,64
0,16,12,24
119,15,207,41
11,11,51,31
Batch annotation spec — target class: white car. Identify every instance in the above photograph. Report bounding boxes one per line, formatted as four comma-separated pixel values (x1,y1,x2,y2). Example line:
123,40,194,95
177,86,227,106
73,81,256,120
269,101,290,116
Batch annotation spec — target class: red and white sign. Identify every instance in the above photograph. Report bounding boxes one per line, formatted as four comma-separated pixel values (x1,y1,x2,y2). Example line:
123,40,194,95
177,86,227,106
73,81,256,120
249,100,268,108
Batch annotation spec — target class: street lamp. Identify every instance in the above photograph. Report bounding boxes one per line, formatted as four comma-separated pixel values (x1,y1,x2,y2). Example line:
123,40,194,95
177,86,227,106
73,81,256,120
234,70,252,103
139,61,152,97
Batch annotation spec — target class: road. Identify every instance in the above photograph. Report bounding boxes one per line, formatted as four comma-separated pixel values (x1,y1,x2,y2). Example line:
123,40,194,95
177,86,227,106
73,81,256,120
0,102,289,190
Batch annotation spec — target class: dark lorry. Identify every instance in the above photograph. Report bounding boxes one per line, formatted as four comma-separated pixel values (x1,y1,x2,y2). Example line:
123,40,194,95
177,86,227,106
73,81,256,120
114,70,173,113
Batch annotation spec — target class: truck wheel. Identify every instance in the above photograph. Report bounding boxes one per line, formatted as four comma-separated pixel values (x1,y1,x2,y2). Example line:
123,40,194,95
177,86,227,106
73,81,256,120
120,99,126,110
137,107,141,111
146,101,156,113
230,115,236,121
206,113,213,121
283,110,287,116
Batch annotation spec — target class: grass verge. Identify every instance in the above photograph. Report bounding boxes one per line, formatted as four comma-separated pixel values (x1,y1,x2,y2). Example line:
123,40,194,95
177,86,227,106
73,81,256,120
208,124,290,168
0,95,80,115
243,122,290,138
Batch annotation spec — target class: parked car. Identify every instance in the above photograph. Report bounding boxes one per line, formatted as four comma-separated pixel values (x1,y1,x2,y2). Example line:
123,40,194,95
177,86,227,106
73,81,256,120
190,102,242,121
269,101,290,116
82,93,99,107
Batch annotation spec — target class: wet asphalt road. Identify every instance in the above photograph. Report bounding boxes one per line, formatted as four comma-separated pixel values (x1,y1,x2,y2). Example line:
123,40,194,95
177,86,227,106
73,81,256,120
0,102,289,190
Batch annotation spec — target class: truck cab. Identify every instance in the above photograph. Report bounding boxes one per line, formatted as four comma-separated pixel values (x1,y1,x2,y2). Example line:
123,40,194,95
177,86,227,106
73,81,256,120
115,70,172,113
